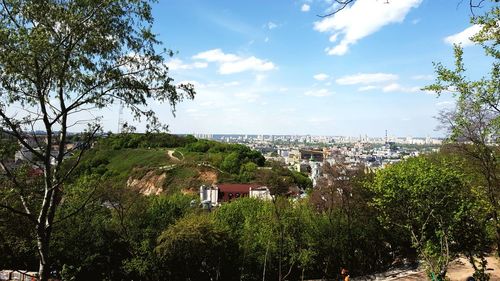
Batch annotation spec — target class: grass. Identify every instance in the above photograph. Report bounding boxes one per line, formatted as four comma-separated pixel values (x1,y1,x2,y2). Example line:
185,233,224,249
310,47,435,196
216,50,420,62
76,147,221,193
106,148,170,175
79,148,172,181
162,164,203,194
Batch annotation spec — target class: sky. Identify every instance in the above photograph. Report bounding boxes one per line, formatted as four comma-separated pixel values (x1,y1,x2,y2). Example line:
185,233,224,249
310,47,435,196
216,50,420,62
104,0,494,137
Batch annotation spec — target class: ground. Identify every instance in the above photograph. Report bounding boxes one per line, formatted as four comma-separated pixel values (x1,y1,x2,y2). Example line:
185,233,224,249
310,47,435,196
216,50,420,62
354,256,500,281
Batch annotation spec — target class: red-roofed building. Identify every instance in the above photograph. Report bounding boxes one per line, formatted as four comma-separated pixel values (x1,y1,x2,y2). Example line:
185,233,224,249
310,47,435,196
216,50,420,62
218,183,258,202
200,183,272,207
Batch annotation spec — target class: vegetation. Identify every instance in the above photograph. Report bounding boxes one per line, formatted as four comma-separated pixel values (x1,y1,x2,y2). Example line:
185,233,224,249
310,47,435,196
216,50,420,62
98,133,197,150
2,145,497,280
424,0,499,259
0,1,498,281
0,0,195,279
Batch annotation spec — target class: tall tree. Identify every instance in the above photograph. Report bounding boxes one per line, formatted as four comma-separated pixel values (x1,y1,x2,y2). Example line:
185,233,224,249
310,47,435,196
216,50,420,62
424,3,499,255
370,156,477,280
0,1,194,280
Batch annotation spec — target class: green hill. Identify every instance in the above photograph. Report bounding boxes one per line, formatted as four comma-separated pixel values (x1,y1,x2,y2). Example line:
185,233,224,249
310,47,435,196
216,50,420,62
69,133,270,195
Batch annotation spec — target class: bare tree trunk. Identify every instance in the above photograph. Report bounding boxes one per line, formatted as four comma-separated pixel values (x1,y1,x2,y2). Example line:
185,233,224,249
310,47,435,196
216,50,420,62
262,240,270,281
36,228,50,281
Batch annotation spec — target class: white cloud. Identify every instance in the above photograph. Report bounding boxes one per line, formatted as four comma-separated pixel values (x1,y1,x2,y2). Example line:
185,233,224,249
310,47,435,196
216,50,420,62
192,49,239,62
166,59,208,71
329,33,339,42
444,24,482,47
336,73,398,85
358,85,377,91
308,117,332,123
234,92,260,102
267,21,278,30
382,83,420,93
436,100,455,108
223,81,240,87
255,74,267,83
382,83,402,92
314,0,422,55
301,4,311,12
314,73,329,81
279,107,296,113
193,49,276,75
219,56,276,75
412,74,434,80
305,89,332,97
264,37,270,43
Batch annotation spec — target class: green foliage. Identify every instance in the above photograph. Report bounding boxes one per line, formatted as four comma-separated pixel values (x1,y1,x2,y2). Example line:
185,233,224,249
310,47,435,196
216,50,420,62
51,176,196,281
51,178,129,281
369,156,487,279
0,136,18,160
2,134,494,281
0,1,197,277
221,151,242,174
181,139,266,179
213,197,319,281
0,207,38,270
291,171,313,190
310,164,396,278
74,148,171,181
156,213,241,281
214,197,275,280
424,2,499,262
98,133,197,150
239,162,258,182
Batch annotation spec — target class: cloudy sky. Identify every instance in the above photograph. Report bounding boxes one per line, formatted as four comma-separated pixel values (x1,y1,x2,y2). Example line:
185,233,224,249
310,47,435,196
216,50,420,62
106,0,493,137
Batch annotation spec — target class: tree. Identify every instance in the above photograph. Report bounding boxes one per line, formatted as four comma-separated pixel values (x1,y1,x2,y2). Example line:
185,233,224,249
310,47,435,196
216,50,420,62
239,161,258,182
0,1,194,280
155,213,241,281
310,163,395,278
369,156,483,280
424,3,500,256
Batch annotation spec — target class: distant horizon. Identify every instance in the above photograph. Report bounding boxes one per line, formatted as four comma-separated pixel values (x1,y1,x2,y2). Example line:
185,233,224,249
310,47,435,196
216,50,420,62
29,130,444,139
172,132,445,139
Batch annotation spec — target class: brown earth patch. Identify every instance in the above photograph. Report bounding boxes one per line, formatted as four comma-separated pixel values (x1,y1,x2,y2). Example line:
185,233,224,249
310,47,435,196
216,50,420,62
387,256,500,281
127,170,166,196
198,170,218,184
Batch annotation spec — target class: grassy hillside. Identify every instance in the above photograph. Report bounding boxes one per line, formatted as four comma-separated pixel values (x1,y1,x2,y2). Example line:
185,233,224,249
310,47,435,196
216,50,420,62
69,133,310,194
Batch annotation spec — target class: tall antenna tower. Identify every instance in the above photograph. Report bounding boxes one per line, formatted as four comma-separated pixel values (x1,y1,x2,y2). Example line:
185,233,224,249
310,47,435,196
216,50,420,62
385,129,388,144
117,103,124,133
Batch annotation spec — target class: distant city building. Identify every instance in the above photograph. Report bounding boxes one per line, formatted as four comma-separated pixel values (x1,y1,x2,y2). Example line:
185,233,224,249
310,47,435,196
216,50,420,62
300,149,323,162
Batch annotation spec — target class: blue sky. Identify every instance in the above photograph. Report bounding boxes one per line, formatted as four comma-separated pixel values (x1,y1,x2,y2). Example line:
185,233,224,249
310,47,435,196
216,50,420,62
110,0,493,137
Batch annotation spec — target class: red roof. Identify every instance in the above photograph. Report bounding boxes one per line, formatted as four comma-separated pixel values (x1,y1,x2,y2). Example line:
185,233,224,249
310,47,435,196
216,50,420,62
217,183,260,193
28,168,44,177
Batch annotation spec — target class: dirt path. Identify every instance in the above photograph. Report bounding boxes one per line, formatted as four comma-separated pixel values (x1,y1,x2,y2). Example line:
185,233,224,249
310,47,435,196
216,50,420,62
387,257,500,281
446,257,500,281
167,149,183,162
